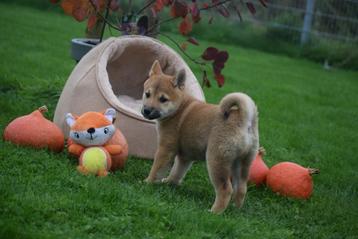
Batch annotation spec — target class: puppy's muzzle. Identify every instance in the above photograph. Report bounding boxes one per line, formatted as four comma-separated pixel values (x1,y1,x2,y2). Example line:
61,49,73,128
141,106,161,120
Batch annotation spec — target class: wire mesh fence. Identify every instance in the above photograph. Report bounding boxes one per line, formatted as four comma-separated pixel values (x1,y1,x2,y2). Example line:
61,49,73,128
228,0,358,70
245,0,358,45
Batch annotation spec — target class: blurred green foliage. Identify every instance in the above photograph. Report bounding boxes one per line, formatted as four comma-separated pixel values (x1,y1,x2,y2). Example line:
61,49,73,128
2,0,357,70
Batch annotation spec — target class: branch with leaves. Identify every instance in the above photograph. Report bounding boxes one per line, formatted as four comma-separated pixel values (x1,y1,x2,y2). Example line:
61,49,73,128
51,0,267,88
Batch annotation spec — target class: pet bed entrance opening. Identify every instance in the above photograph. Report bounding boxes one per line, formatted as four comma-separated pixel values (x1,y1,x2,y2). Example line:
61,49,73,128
99,40,181,119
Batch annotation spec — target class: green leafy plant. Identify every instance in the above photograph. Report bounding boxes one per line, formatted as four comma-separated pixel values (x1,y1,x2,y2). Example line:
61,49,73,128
51,0,267,87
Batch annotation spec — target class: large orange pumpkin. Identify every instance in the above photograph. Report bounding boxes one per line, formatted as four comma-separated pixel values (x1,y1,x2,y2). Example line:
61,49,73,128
3,106,64,152
248,147,269,186
266,162,319,199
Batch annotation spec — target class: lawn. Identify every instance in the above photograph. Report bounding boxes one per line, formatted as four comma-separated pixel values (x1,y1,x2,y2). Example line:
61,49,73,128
1,2,358,239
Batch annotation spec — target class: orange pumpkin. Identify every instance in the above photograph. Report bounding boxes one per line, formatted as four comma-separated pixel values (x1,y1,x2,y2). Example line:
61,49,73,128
266,162,319,199
248,147,269,186
3,106,64,152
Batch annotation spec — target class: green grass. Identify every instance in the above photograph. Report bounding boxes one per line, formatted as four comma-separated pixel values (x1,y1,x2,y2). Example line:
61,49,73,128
1,3,358,238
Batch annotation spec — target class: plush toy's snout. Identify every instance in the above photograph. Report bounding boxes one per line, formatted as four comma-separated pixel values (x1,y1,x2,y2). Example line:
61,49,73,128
87,127,95,134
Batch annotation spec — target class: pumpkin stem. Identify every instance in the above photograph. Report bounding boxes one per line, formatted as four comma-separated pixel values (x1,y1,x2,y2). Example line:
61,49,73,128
308,168,320,175
38,105,48,114
258,147,266,156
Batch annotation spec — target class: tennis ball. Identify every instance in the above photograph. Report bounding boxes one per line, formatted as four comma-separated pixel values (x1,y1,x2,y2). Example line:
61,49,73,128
79,147,111,175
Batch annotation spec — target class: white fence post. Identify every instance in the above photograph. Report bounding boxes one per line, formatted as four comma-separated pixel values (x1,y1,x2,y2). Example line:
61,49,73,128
301,0,315,45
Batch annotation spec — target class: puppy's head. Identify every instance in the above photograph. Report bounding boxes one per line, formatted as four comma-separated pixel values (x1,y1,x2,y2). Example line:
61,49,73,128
141,60,186,120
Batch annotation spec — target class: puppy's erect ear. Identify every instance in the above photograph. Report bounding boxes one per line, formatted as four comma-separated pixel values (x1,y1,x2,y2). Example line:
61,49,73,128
149,60,163,76
104,108,116,123
173,69,186,90
65,113,76,127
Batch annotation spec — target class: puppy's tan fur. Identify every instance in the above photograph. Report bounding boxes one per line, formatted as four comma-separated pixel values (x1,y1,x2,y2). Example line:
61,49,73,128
142,60,259,213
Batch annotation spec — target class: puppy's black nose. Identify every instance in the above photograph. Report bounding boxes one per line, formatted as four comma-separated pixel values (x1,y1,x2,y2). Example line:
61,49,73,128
87,127,95,134
142,106,161,120
143,107,152,116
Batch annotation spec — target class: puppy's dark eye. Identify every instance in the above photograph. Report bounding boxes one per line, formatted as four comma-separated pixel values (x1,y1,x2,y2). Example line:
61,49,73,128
145,92,150,98
74,132,80,139
159,96,168,103
104,127,109,134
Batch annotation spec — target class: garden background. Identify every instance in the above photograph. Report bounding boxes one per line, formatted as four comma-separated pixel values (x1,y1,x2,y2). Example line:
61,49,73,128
0,1,357,238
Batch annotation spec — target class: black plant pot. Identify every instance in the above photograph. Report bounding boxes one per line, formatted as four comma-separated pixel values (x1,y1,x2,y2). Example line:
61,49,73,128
71,38,100,62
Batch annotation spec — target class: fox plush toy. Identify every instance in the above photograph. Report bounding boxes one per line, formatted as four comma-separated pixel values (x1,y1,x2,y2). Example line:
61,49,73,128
65,108,128,176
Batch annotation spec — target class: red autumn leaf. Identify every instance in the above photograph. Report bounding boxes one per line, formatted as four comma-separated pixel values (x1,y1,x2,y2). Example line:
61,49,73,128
187,37,199,45
213,51,229,74
191,3,201,23
201,47,218,61
246,2,256,15
202,3,209,9
213,61,225,75
60,0,91,22
179,16,192,35
92,0,100,10
170,0,188,18
215,74,225,87
60,0,74,15
216,51,229,63
72,5,87,21
180,42,188,51
154,0,165,12
94,0,107,11
87,14,97,30
110,0,120,11
259,0,267,8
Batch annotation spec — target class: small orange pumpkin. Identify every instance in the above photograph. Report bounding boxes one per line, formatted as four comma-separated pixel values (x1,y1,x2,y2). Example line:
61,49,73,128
266,162,319,199
248,147,269,186
3,106,64,152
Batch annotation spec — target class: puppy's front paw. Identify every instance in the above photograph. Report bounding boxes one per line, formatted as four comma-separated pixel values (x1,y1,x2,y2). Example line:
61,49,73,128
161,177,170,183
144,177,155,183
161,177,181,186
234,197,245,209
210,205,225,214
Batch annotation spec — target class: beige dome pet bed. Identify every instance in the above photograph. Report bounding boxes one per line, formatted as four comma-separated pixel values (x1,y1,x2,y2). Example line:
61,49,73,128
54,35,205,159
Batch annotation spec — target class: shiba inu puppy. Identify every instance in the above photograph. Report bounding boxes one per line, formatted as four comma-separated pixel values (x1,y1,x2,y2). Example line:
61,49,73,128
141,60,259,214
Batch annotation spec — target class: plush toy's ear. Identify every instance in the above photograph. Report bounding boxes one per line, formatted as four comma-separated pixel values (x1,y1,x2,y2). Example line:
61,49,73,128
65,113,76,127
173,69,186,90
149,60,163,76
104,108,116,123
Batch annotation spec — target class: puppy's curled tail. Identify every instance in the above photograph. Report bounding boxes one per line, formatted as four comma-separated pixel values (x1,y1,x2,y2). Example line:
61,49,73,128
219,93,257,125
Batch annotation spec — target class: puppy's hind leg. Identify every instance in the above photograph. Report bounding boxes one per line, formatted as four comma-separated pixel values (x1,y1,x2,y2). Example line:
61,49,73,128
207,153,233,214
233,150,256,208
162,156,193,185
